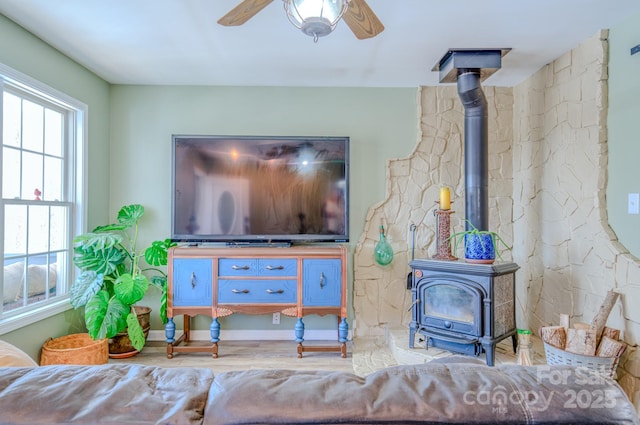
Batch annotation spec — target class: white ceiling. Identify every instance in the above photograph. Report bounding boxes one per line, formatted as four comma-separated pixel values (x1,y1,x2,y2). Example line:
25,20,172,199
1,0,639,87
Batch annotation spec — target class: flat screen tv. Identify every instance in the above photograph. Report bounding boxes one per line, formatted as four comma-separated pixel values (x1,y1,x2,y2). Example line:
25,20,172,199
171,135,349,244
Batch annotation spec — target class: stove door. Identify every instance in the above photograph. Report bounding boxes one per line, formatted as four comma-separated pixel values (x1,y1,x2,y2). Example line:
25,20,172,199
419,280,483,336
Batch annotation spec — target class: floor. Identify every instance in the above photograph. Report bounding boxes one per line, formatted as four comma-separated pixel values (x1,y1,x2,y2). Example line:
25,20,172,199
110,328,546,375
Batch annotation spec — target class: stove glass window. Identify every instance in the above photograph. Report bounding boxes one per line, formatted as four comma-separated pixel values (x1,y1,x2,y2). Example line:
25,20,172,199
424,284,474,323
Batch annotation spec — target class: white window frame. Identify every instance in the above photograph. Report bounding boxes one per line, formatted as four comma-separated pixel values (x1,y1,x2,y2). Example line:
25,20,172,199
0,63,87,335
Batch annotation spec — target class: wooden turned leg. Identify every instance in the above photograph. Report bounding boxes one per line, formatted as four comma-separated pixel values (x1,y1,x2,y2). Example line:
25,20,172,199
165,317,176,359
183,315,191,342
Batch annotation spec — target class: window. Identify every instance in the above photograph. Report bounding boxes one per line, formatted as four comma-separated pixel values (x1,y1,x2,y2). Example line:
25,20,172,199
0,64,86,334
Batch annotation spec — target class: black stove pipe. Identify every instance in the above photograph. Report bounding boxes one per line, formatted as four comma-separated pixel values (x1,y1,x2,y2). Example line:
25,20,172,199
457,69,488,232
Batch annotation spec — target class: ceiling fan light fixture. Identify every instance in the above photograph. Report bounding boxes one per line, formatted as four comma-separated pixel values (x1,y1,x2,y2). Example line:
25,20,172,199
284,0,349,42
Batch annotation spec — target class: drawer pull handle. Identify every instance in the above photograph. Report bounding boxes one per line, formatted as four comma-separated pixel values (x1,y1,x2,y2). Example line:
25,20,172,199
232,289,250,294
266,289,284,294
231,265,250,270
191,272,196,288
265,265,284,270
319,272,325,289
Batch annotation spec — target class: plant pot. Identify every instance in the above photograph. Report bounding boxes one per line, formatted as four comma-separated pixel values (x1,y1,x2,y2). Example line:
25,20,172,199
464,233,496,264
108,306,151,359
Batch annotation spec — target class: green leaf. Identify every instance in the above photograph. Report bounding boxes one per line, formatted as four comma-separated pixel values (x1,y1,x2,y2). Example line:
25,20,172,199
126,310,146,351
148,276,168,324
73,232,122,251
92,223,129,233
159,291,168,325
144,239,176,267
114,273,149,305
69,271,104,308
149,275,166,290
117,204,145,227
73,243,126,275
85,290,129,339
159,281,168,325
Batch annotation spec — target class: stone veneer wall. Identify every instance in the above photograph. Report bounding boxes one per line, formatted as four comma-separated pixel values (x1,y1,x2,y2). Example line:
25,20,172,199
353,30,640,410
513,30,640,409
512,30,616,338
353,85,514,338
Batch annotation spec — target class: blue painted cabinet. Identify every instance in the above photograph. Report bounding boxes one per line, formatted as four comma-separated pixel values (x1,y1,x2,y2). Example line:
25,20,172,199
166,246,348,359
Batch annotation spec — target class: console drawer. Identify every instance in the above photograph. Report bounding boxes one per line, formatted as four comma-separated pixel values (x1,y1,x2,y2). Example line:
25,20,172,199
218,258,297,276
218,259,258,276
218,280,297,303
257,259,297,276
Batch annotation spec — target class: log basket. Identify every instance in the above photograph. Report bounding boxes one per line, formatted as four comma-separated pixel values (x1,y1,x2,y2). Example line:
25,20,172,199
40,333,108,365
543,342,620,379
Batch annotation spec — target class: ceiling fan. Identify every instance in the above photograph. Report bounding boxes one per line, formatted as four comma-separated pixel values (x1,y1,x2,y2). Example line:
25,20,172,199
218,0,384,40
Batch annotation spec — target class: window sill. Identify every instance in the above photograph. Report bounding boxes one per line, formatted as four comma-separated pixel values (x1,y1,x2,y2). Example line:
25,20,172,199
0,298,73,335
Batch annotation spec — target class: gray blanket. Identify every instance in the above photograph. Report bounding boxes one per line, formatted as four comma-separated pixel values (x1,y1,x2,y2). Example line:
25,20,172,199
0,362,637,424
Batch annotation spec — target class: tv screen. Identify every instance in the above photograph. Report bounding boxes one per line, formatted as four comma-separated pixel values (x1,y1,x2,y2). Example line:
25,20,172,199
171,135,349,244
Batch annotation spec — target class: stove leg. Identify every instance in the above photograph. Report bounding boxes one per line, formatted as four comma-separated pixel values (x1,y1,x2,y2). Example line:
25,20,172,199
483,343,495,366
409,324,416,348
512,334,517,353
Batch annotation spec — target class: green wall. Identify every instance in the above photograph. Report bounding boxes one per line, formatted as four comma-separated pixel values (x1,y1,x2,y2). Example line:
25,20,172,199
0,15,111,359
608,12,640,258
109,85,418,331
0,13,418,354
0,15,111,227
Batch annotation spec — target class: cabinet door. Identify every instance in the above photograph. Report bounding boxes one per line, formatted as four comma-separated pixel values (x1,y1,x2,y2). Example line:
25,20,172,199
172,259,212,307
302,259,341,306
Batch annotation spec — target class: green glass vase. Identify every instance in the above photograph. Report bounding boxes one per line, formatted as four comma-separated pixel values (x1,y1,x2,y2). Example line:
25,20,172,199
374,225,393,266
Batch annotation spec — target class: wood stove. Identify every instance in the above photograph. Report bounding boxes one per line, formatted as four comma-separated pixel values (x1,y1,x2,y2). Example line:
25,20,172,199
408,49,519,366
409,259,519,366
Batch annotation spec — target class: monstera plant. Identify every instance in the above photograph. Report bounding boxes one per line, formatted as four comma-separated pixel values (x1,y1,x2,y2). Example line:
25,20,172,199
70,204,176,352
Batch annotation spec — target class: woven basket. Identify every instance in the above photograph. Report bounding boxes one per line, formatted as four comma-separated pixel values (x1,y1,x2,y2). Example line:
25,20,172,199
40,333,108,366
543,342,620,378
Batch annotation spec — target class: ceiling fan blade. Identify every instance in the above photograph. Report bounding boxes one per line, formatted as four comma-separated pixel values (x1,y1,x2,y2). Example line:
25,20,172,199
217,0,274,26
342,0,384,40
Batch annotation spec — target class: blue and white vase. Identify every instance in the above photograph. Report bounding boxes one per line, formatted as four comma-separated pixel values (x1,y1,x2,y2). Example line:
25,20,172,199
464,233,496,264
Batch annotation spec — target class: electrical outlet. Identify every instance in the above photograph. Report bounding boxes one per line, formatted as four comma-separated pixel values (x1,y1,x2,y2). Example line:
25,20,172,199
272,312,280,325
629,193,639,215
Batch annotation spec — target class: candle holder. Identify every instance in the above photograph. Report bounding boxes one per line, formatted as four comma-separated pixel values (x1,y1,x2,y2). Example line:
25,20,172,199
432,204,457,261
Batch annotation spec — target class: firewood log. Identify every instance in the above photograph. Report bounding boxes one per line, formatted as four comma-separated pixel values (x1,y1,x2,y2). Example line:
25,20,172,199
591,290,620,346
559,313,570,331
539,325,566,349
573,322,591,330
596,336,627,358
565,328,596,356
602,327,621,341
